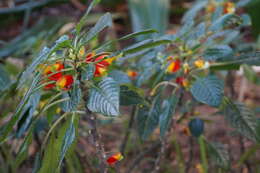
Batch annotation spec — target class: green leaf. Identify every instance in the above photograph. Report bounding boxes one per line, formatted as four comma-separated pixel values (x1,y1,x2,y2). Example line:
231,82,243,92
16,91,41,137
61,81,82,112
81,64,95,81
87,77,120,116
76,0,101,34
141,95,161,140
123,38,171,55
108,70,131,85
191,75,224,107
18,35,70,88
207,142,230,170
80,13,112,46
120,85,144,106
0,74,41,143
209,14,242,31
222,99,259,141
59,117,76,167
39,118,74,173
243,64,260,84
119,29,158,41
181,1,207,23
159,95,179,137
0,65,11,92
203,45,233,61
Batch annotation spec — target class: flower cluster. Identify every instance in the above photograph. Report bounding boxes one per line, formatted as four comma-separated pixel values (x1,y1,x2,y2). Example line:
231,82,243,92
206,1,235,14
41,62,74,90
106,153,124,165
165,56,210,89
85,52,115,77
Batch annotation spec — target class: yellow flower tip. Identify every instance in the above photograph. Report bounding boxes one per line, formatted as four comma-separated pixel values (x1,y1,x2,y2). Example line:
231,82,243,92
114,153,124,161
79,46,85,57
182,79,189,88
183,63,190,74
182,127,191,136
206,3,216,13
195,163,204,173
127,70,138,78
56,107,61,114
56,76,67,88
194,59,205,68
187,50,193,55
166,56,174,61
105,56,116,64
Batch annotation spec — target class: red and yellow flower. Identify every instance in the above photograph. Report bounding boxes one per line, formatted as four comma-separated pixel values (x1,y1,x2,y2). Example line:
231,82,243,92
43,62,64,81
106,153,124,165
127,70,138,79
56,75,74,90
176,77,189,88
86,52,115,77
166,58,181,73
223,2,235,14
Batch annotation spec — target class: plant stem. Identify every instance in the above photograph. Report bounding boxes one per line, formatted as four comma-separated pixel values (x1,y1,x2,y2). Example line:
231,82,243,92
80,83,107,173
172,134,185,173
120,106,137,155
151,138,166,173
198,136,208,173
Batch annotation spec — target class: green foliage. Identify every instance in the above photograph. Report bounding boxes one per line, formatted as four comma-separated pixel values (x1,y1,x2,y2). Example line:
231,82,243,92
0,65,11,92
119,85,144,106
138,95,161,140
207,142,230,170
39,117,75,173
61,81,82,112
87,77,120,116
222,99,259,142
191,75,224,107
203,45,233,61
159,95,179,137
79,13,112,46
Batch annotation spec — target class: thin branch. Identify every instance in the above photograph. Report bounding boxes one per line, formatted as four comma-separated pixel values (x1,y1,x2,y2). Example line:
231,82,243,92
120,106,137,155
151,139,166,173
80,83,108,173
126,141,161,173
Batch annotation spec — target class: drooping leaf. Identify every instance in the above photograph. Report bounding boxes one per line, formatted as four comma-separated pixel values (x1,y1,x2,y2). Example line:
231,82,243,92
0,64,11,92
87,77,120,116
39,118,74,173
0,74,41,143
209,14,242,31
159,95,179,137
61,81,82,112
108,70,131,85
59,117,76,167
181,1,207,24
141,95,161,140
203,45,233,61
122,38,171,55
207,142,230,170
80,13,112,46
222,99,259,141
16,91,41,137
191,75,224,107
120,85,144,106
76,0,101,34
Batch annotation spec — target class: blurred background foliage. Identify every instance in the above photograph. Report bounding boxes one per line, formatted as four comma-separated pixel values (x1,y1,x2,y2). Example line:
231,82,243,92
0,0,260,172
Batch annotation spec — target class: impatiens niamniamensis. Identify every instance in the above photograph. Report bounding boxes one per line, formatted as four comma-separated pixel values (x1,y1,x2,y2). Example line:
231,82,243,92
85,52,116,77
223,2,235,14
56,75,74,90
166,58,181,73
176,77,189,88
194,59,210,69
42,62,64,81
106,153,124,165
127,70,138,79
183,63,190,74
